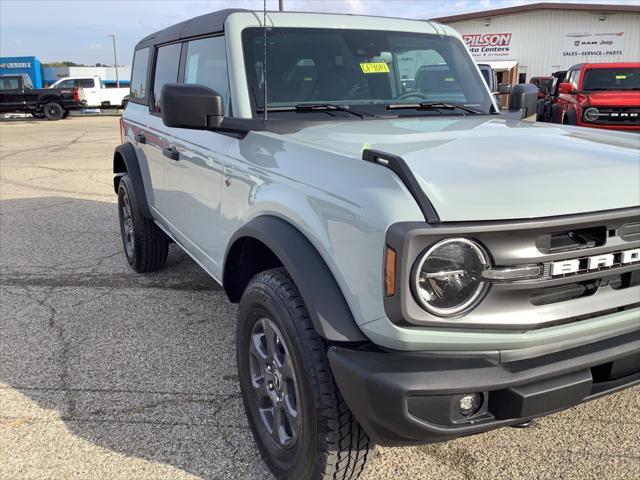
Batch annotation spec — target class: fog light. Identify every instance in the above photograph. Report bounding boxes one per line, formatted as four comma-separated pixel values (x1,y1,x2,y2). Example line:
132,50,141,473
458,393,482,416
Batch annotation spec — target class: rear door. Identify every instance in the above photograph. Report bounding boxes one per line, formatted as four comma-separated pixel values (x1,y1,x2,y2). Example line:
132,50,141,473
77,78,100,105
0,76,24,111
162,35,233,275
121,47,165,213
142,42,182,218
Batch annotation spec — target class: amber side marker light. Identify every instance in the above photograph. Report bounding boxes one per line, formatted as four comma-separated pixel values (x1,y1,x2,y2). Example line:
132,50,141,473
385,246,396,296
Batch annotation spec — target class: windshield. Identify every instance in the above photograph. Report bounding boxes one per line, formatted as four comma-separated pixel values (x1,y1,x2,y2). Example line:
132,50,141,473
582,67,640,91
242,28,493,117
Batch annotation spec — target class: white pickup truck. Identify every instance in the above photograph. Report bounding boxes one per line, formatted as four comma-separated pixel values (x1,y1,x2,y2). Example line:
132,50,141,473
49,76,129,109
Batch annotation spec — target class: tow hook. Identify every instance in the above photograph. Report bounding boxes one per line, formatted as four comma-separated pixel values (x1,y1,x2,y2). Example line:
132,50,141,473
511,420,535,429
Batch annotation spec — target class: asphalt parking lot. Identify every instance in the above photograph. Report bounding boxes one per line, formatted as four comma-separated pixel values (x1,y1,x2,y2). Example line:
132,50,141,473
0,115,638,480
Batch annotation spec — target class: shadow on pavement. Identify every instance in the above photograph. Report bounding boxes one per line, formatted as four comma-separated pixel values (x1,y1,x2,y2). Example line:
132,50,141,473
1,196,271,479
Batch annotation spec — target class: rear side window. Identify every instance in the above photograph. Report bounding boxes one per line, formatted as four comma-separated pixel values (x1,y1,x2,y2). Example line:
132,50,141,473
152,43,181,112
77,78,95,88
184,36,230,113
130,47,150,102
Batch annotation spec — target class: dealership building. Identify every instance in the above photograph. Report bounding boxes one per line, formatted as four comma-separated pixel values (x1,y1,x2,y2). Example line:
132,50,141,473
434,2,640,86
0,56,130,88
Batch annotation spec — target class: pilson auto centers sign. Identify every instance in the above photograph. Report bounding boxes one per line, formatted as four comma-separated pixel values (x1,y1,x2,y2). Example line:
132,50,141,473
462,33,512,59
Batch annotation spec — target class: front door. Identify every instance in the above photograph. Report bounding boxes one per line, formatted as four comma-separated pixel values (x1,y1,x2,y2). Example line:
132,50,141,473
162,35,233,277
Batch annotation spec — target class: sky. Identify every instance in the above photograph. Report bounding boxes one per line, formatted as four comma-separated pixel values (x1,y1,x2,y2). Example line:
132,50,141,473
1,0,638,65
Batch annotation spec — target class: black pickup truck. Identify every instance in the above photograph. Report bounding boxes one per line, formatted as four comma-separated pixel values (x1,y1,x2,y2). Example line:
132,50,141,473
0,74,82,120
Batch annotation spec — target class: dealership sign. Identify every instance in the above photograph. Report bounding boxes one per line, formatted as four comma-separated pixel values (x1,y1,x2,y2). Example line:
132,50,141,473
463,33,512,59
0,62,32,69
562,31,625,58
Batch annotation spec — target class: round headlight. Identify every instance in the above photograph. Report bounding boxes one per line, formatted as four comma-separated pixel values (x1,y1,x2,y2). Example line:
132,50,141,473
583,107,600,122
413,238,489,317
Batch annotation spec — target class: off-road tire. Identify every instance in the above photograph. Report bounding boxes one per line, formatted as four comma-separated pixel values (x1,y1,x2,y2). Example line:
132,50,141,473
117,174,169,272
237,268,375,480
43,102,64,120
62,110,70,119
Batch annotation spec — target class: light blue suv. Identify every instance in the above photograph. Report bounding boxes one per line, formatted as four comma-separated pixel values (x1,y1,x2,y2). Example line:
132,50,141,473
114,9,640,480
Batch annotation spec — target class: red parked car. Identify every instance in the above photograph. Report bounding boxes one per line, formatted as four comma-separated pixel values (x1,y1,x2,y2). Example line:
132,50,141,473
555,62,640,131
530,76,551,99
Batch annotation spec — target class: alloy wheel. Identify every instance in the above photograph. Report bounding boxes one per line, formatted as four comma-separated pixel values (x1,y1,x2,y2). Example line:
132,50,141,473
120,190,135,258
248,317,300,449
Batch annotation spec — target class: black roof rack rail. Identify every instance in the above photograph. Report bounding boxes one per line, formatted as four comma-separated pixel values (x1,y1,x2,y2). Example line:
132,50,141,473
362,149,440,224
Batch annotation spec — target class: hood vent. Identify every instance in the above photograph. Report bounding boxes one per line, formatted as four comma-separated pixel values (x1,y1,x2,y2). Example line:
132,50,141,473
621,222,640,242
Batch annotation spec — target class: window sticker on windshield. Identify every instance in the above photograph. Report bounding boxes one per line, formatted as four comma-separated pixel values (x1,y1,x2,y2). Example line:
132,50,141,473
615,75,627,80
360,62,390,74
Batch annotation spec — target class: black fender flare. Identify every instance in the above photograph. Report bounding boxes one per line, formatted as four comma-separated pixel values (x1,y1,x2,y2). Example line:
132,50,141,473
224,216,367,343
113,143,152,218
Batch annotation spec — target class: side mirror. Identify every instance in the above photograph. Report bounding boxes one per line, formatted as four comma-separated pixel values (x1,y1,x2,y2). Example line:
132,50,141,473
498,83,512,95
508,83,539,119
161,83,224,129
558,82,572,95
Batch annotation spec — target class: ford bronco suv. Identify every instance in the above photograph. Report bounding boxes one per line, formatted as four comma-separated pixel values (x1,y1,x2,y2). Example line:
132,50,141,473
555,62,640,131
114,10,640,480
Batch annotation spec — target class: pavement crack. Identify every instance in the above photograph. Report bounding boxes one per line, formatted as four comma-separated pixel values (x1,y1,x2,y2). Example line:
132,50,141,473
48,132,88,153
1,285,77,418
1,271,221,291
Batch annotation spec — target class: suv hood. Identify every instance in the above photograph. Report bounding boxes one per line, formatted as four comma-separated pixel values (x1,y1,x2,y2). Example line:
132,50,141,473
280,116,640,221
585,91,640,106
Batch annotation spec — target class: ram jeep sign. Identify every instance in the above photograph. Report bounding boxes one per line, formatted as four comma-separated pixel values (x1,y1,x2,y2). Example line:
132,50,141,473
562,31,625,58
462,33,512,59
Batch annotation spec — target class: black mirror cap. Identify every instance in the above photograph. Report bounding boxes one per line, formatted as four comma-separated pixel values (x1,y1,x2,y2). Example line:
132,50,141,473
508,83,538,116
498,83,512,94
161,83,224,129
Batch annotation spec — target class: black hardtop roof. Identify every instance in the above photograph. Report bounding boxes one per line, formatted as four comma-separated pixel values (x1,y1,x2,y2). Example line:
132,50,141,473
134,9,441,50
135,8,248,49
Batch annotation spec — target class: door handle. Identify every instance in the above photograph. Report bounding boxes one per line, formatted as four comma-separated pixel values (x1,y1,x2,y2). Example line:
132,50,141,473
134,133,146,144
163,146,179,161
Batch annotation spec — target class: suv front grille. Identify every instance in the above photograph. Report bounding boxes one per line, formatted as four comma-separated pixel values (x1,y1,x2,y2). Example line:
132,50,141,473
385,208,640,330
589,107,640,125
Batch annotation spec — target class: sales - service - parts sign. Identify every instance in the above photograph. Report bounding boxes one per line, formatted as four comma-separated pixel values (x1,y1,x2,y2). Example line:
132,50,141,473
563,31,625,58
463,33,512,59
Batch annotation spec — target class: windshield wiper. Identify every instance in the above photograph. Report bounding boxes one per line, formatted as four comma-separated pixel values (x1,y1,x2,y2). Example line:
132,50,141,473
387,102,485,115
256,104,372,118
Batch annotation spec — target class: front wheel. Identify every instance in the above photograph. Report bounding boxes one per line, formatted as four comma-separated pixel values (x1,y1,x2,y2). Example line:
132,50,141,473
43,102,64,120
237,268,375,480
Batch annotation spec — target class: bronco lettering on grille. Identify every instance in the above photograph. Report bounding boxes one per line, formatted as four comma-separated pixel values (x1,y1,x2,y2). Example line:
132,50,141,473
550,248,640,276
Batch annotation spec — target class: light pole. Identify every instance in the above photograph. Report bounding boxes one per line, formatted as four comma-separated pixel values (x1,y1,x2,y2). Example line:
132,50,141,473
279,0,283,11
107,34,120,88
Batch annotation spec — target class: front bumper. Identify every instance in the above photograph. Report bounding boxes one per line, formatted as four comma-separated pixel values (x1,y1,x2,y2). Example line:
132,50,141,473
577,120,640,131
328,330,640,446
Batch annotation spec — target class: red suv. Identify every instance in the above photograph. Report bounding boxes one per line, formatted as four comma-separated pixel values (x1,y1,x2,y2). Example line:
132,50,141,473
555,62,640,131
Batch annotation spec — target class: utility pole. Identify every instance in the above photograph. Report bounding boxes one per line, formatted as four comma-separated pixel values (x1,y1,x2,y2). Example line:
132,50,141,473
107,34,120,88
279,0,283,11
